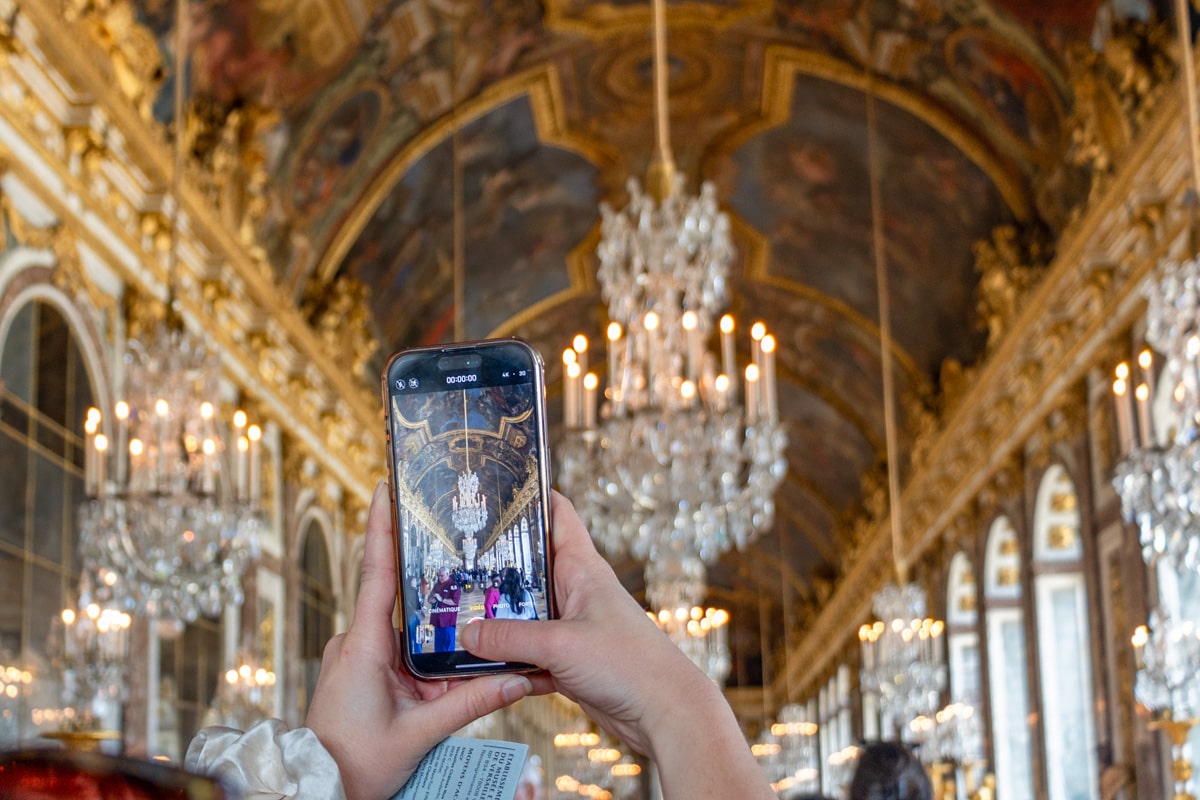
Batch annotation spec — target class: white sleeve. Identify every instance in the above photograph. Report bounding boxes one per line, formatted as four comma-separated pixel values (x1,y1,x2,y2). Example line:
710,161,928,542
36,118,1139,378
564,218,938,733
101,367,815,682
185,719,346,800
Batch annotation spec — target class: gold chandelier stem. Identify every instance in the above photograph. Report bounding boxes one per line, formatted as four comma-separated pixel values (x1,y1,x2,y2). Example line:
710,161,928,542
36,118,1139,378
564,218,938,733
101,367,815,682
1176,0,1200,199
866,78,907,584
647,0,676,199
167,0,187,317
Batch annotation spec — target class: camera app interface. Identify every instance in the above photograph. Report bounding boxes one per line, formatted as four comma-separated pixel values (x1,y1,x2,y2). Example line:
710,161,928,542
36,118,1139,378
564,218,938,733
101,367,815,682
390,353,548,661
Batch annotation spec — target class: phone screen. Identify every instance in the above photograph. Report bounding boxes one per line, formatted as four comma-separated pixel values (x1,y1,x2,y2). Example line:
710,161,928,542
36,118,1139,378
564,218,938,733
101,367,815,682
382,338,552,678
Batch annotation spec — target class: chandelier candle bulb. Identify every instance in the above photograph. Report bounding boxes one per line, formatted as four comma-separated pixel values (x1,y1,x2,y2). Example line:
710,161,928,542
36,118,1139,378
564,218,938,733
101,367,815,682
762,333,778,421
565,361,582,429
248,424,262,504
1113,371,1134,455
574,334,589,377
94,434,108,492
583,373,599,429
1140,349,1157,402
719,314,737,396
236,436,249,504
1136,383,1153,448
682,309,701,382
606,322,622,391
745,363,760,425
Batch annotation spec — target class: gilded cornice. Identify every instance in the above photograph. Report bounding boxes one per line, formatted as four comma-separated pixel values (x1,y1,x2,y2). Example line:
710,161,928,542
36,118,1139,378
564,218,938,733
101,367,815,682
775,61,1187,704
8,0,384,505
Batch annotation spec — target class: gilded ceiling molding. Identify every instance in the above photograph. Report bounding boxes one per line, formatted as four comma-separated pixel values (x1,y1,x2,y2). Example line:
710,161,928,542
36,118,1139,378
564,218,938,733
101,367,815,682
9,0,385,507
778,499,841,566
776,66,1187,706
543,0,771,38
316,63,616,287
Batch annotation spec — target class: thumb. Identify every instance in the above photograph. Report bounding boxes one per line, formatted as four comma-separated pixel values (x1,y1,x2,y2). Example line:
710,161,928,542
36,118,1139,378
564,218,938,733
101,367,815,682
402,674,533,749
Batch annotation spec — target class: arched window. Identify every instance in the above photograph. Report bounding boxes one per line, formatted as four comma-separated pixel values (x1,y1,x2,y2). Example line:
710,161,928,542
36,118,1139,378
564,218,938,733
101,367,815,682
0,298,95,744
984,515,1035,800
1032,465,1098,800
298,518,335,715
946,552,981,706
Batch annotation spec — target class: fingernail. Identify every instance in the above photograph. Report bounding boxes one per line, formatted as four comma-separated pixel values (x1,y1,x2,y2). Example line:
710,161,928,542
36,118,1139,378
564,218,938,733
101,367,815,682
501,675,532,703
373,478,388,500
460,622,479,649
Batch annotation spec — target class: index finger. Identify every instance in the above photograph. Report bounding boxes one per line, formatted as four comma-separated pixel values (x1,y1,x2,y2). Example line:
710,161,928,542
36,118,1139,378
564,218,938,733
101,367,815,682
350,479,400,638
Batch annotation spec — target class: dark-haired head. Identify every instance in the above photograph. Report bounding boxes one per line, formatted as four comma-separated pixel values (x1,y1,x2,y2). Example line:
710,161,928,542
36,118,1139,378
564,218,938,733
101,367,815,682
847,741,932,800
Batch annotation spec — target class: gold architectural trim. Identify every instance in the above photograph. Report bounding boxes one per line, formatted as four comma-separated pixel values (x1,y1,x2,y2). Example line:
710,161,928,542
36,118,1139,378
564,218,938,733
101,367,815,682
543,0,772,38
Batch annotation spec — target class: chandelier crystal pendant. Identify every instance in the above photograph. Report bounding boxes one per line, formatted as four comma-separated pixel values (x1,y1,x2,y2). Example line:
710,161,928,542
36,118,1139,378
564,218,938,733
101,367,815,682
78,318,263,622
451,390,488,536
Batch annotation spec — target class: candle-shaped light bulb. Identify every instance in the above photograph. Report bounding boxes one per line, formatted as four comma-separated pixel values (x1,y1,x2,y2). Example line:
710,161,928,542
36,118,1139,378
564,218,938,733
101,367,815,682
583,372,599,429
86,603,100,620
573,334,589,376
644,311,660,331
745,363,760,424
85,407,101,434
129,438,144,457
761,333,778,421
562,348,577,365
234,409,248,429
719,314,737,396
606,322,622,395
248,424,262,443
565,361,582,429
682,310,698,331
95,434,108,453
751,322,766,341
1138,349,1153,371
114,401,129,420
1113,365,1134,454
61,609,75,626
155,399,169,417
200,401,214,420
681,379,696,404
1135,382,1153,446
226,669,239,685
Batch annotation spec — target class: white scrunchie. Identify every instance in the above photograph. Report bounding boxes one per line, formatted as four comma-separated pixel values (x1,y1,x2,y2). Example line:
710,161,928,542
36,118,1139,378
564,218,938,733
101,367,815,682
185,719,346,800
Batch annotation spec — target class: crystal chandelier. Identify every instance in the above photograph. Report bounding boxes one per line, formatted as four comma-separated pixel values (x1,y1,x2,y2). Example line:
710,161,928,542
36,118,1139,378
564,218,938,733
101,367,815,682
858,584,947,737
555,0,787,662
47,599,131,737
756,704,819,794
207,653,277,729
641,551,731,683
78,323,262,622
77,0,259,622
452,392,488,536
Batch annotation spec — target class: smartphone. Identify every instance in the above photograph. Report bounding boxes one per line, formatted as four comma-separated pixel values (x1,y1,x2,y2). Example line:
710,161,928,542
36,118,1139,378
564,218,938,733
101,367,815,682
382,338,555,679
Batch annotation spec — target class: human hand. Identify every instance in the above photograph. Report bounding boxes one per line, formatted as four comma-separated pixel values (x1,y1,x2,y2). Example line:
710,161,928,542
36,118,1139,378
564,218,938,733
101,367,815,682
460,492,720,753
304,480,534,800
461,492,773,798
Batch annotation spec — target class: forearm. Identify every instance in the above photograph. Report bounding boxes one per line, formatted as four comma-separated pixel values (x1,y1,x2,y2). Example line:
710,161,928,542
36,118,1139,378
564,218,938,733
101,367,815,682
643,675,775,799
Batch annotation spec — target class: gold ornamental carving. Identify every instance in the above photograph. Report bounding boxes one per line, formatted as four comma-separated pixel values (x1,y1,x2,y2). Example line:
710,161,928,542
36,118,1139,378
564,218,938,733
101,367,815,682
301,275,380,381
973,225,1046,354
64,0,164,122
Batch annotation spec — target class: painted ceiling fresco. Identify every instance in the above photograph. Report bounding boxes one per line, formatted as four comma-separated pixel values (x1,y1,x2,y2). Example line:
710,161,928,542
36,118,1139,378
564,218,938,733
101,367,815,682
132,0,1167,683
